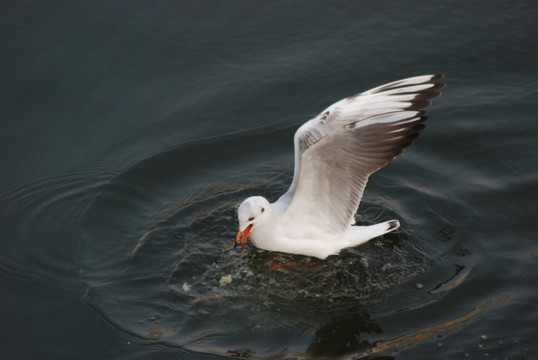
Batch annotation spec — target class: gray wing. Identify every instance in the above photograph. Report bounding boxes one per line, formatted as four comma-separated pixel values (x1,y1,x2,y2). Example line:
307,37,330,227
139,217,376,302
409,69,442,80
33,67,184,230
275,74,445,232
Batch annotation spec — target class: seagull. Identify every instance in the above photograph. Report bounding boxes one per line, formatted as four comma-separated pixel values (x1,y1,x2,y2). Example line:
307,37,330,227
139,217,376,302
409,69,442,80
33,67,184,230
235,74,445,259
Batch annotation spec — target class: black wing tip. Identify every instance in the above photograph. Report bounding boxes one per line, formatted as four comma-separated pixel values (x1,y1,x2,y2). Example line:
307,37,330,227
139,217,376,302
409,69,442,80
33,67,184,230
406,98,432,110
406,75,445,110
430,74,446,94
388,220,400,231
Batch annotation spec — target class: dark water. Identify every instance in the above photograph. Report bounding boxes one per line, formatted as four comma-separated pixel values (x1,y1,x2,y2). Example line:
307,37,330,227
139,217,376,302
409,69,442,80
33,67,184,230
1,1,537,359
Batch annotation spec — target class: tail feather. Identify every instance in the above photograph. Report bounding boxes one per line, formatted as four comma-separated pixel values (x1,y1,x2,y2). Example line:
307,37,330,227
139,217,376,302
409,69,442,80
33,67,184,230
348,219,400,247
387,220,400,231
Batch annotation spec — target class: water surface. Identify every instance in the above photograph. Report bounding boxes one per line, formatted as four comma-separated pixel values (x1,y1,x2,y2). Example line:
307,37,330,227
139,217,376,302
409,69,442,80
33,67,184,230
1,1,537,359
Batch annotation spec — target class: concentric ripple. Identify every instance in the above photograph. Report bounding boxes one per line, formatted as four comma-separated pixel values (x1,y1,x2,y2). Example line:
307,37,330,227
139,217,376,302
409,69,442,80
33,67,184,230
0,128,481,358
75,137,434,356
0,172,105,288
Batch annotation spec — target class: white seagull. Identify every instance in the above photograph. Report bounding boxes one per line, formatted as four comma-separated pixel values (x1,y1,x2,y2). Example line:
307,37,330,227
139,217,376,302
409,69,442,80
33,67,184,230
235,74,445,259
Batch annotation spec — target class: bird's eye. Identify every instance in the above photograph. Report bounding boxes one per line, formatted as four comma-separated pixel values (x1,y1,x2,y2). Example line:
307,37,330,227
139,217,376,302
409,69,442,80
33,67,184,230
261,207,265,213
248,216,255,221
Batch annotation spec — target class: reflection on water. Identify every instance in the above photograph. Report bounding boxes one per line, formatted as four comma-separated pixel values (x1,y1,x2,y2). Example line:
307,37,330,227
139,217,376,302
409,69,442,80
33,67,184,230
368,294,510,357
235,294,509,360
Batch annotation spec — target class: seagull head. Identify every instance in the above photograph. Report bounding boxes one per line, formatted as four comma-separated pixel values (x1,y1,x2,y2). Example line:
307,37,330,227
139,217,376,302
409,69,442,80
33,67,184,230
235,196,271,250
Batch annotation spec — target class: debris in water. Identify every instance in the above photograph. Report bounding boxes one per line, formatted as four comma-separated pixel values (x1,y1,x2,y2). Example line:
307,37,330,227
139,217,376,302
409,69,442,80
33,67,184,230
148,330,164,338
182,282,191,292
219,274,232,287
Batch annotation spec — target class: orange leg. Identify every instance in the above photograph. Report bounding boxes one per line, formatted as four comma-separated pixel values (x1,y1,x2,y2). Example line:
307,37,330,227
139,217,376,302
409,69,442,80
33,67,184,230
268,260,313,270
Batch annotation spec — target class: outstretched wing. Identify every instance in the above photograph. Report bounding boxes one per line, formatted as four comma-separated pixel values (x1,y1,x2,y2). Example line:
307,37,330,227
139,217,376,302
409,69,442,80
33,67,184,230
275,74,445,233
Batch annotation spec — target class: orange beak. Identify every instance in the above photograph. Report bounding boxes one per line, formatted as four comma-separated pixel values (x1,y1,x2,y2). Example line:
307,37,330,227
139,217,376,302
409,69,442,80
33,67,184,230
235,224,253,251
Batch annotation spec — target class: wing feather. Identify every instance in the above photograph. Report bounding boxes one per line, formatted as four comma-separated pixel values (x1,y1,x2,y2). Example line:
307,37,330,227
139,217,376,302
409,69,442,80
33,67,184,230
275,74,445,232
